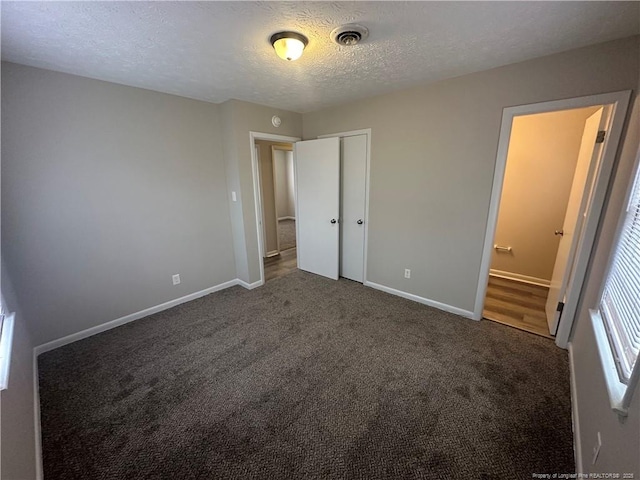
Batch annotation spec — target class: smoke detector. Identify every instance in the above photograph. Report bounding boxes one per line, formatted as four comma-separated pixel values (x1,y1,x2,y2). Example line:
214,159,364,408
330,24,369,46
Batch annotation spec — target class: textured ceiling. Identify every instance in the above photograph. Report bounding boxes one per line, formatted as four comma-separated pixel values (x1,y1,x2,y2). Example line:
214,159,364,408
2,1,639,113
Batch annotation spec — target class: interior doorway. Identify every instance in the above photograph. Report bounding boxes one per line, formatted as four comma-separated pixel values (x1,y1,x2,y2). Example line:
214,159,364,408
475,91,631,348
254,140,297,282
483,106,603,338
250,132,301,285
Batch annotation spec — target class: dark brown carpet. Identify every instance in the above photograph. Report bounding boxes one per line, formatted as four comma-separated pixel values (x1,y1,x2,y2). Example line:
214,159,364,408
38,270,574,479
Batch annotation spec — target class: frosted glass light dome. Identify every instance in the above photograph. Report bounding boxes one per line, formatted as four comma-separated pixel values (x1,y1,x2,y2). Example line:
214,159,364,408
270,32,308,61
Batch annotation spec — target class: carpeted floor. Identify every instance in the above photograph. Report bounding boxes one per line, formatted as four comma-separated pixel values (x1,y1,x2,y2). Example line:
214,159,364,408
278,218,296,250
38,271,574,479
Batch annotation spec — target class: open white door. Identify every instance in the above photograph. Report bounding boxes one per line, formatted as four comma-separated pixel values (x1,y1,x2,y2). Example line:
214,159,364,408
545,108,604,334
340,135,367,282
295,137,340,280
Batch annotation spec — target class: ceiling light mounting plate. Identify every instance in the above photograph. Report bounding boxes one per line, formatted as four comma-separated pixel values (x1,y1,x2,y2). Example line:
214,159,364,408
330,24,369,46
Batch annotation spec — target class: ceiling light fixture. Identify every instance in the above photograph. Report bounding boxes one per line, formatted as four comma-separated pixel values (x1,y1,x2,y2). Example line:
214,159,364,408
270,31,308,61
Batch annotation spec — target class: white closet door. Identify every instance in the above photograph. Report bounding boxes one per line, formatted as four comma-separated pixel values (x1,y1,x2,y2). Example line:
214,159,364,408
340,135,367,282
295,138,340,280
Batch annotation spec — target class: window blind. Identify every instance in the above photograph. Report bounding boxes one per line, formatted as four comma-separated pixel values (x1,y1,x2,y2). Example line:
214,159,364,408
600,165,640,383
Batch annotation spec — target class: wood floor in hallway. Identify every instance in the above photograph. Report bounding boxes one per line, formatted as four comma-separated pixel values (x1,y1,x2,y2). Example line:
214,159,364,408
264,247,297,282
483,276,553,339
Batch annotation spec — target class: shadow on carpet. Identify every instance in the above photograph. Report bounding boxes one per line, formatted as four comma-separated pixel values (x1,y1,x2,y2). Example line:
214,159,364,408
38,270,574,479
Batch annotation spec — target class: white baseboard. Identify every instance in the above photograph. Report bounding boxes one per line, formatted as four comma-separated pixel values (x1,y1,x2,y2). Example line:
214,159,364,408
265,250,279,258
277,216,295,221
364,281,475,320
33,349,43,480
34,279,239,356
237,279,263,290
568,342,583,475
489,269,550,287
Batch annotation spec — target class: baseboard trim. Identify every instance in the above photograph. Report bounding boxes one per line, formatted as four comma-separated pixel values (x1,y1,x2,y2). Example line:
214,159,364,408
277,216,295,221
489,269,550,287
33,349,43,480
265,250,279,258
568,342,583,475
237,279,263,290
34,279,239,356
364,281,475,320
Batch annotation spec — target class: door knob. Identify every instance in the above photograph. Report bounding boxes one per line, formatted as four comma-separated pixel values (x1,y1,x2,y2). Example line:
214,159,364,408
555,229,564,236
330,219,337,224
357,219,363,225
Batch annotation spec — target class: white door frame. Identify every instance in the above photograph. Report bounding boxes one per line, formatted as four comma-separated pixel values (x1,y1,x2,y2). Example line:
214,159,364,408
474,91,631,349
318,129,372,284
254,145,269,258
250,132,301,286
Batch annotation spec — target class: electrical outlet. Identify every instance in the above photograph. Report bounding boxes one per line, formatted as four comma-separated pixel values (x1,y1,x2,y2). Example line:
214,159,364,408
404,269,411,279
172,274,181,285
592,431,602,465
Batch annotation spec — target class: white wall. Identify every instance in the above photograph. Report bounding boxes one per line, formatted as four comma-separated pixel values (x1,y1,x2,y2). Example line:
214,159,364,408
273,149,287,219
0,260,37,480
273,148,295,219
303,36,639,315
285,151,295,218
568,82,640,474
1,62,237,346
221,100,301,284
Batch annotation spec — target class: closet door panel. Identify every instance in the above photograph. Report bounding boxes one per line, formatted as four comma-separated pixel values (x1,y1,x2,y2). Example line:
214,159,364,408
295,138,340,280
340,135,367,282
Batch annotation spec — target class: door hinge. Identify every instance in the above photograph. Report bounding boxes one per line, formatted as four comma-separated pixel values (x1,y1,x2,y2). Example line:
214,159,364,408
556,301,565,314
595,130,606,144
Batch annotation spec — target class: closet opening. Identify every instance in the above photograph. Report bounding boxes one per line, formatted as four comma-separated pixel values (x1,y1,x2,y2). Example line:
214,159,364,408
295,130,371,283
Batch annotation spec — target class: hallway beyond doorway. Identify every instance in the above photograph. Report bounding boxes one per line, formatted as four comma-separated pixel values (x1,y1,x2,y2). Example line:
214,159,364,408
264,247,297,282
278,219,296,251
483,276,552,339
